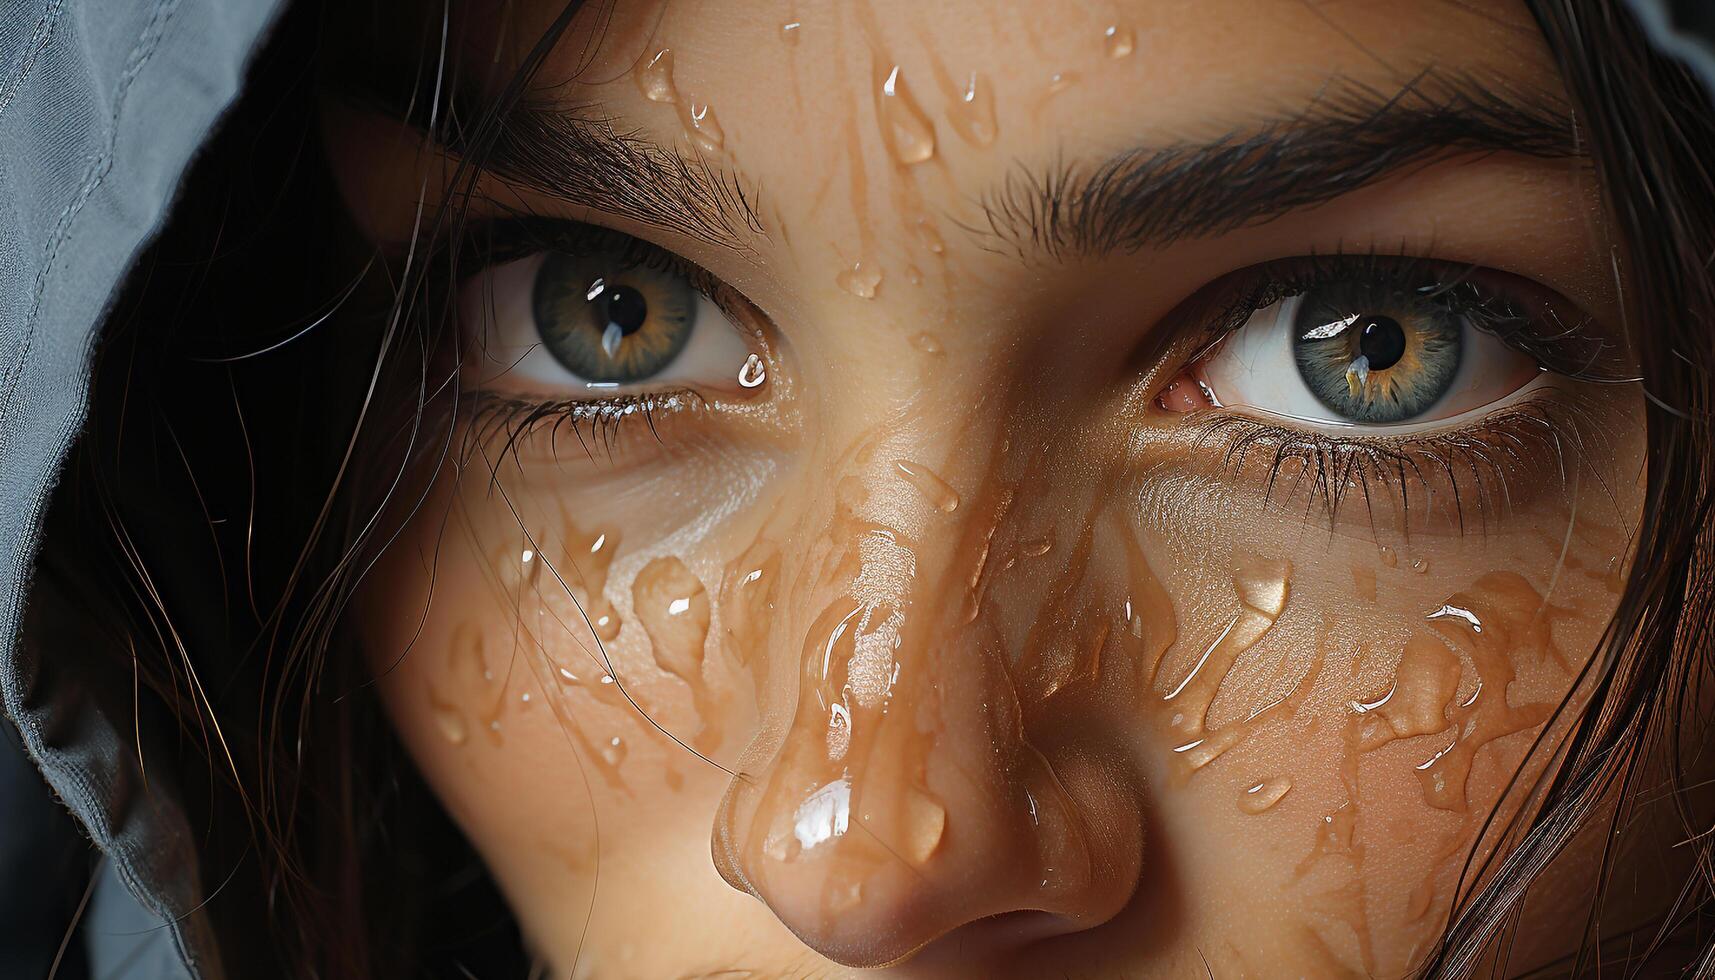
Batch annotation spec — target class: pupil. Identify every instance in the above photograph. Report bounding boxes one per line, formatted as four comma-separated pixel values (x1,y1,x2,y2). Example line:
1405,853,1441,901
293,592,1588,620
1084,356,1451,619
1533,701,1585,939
600,284,649,336
1357,316,1406,371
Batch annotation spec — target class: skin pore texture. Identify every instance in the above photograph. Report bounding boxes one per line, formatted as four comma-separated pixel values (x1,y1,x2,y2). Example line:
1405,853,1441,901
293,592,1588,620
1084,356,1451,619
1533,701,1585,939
331,1,1648,975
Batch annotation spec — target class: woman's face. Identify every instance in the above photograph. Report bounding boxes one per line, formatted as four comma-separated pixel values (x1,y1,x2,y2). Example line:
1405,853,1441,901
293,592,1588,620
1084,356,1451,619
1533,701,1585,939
334,1,1644,974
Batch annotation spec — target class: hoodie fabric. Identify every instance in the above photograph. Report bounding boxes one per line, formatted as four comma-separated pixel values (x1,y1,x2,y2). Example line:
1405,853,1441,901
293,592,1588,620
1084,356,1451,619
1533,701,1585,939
0,1,1708,976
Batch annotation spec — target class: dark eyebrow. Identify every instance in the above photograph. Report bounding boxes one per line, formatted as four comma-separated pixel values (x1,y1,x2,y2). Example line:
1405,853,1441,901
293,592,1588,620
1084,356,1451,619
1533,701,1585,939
976,74,1581,259
469,100,766,251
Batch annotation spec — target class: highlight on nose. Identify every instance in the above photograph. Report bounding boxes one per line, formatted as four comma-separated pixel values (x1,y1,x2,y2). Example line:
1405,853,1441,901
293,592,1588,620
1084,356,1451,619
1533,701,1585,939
709,450,1155,966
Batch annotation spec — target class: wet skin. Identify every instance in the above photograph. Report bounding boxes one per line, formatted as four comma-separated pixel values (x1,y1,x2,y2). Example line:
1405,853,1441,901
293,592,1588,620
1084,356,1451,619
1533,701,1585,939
333,1,1647,976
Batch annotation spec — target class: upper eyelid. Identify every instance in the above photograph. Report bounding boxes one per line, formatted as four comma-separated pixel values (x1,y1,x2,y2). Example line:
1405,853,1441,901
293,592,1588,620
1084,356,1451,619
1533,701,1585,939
1189,253,1628,384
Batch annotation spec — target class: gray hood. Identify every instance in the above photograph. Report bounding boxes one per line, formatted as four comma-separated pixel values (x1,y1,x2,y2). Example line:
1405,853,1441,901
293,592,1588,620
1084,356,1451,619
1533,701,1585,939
0,2,283,976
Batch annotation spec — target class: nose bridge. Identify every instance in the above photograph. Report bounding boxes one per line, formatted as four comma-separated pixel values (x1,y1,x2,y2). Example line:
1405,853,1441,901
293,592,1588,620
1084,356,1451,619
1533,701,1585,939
711,411,1149,966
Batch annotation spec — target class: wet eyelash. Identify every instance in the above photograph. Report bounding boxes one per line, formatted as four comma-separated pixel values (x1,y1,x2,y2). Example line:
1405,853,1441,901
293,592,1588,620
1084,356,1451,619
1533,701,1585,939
464,389,709,466
1185,399,1595,535
1173,249,1625,530
1190,248,1623,383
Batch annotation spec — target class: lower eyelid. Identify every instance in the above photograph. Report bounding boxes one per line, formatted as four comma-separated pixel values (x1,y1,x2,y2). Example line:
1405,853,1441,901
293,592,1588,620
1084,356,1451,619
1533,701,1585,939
1211,371,1557,439
1156,402,1572,536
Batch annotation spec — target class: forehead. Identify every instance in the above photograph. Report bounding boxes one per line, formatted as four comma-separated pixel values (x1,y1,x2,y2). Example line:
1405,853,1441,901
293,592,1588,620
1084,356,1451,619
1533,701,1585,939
432,0,1554,135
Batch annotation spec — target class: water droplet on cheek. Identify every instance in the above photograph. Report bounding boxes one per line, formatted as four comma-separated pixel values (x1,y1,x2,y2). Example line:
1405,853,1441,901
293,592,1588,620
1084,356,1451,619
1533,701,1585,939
601,735,627,767
1239,777,1292,814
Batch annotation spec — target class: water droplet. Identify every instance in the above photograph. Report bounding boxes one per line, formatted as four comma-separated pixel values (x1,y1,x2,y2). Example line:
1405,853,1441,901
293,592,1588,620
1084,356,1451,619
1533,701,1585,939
879,65,936,165
429,697,468,746
561,520,623,641
1046,71,1079,96
636,48,677,103
901,789,945,865
1234,557,1291,617
1104,24,1136,59
634,556,722,749
910,331,942,354
1410,558,1429,574
600,735,627,767
634,558,711,676
894,459,960,513
1239,777,1292,814
780,20,801,44
592,612,620,641
1021,535,1053,558
679,101,725,154
905,264,923,285
913,218,945,255
836,262,882,299
946,71,997,146
1379,545,1398,568
738,352,767,388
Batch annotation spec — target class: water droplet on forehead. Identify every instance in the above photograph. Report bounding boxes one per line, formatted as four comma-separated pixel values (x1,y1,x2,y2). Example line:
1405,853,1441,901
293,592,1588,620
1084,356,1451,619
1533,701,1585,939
1104,24,1137,59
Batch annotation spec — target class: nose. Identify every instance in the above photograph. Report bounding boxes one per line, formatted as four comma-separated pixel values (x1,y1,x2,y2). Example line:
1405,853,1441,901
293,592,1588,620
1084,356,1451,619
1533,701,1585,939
710,436,1156,966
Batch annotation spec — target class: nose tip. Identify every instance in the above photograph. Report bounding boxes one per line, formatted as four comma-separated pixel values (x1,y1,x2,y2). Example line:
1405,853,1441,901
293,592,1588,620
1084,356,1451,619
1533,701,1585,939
712,646,1144,967
710,507,1147,966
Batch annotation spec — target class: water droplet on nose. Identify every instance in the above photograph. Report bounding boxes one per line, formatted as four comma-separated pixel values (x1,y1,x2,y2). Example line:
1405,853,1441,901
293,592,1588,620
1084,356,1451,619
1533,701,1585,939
901,789,946,865
836,262,882,299
910,331,942,354
1103,24,1136,59
1239,777,1292,814
878,65,936,165
738,352,767,388
894,459,960,513
636,48,677,103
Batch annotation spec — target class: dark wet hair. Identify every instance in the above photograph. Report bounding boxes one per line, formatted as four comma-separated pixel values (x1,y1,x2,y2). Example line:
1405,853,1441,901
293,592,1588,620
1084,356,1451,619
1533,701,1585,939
31,0,1715,976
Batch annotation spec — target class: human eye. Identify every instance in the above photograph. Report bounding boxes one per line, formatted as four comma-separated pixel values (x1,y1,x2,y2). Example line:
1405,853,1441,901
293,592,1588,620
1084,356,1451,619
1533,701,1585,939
454,220,771,462
1154,253,1629,525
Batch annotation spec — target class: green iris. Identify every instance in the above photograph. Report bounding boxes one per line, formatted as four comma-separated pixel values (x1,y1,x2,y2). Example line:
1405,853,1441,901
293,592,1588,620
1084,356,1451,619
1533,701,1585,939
530,251,697,384
1292,283,1463,423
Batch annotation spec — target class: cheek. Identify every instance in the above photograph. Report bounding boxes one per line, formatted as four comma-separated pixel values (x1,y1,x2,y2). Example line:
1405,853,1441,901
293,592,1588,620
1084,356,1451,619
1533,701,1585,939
359,383,1633,975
